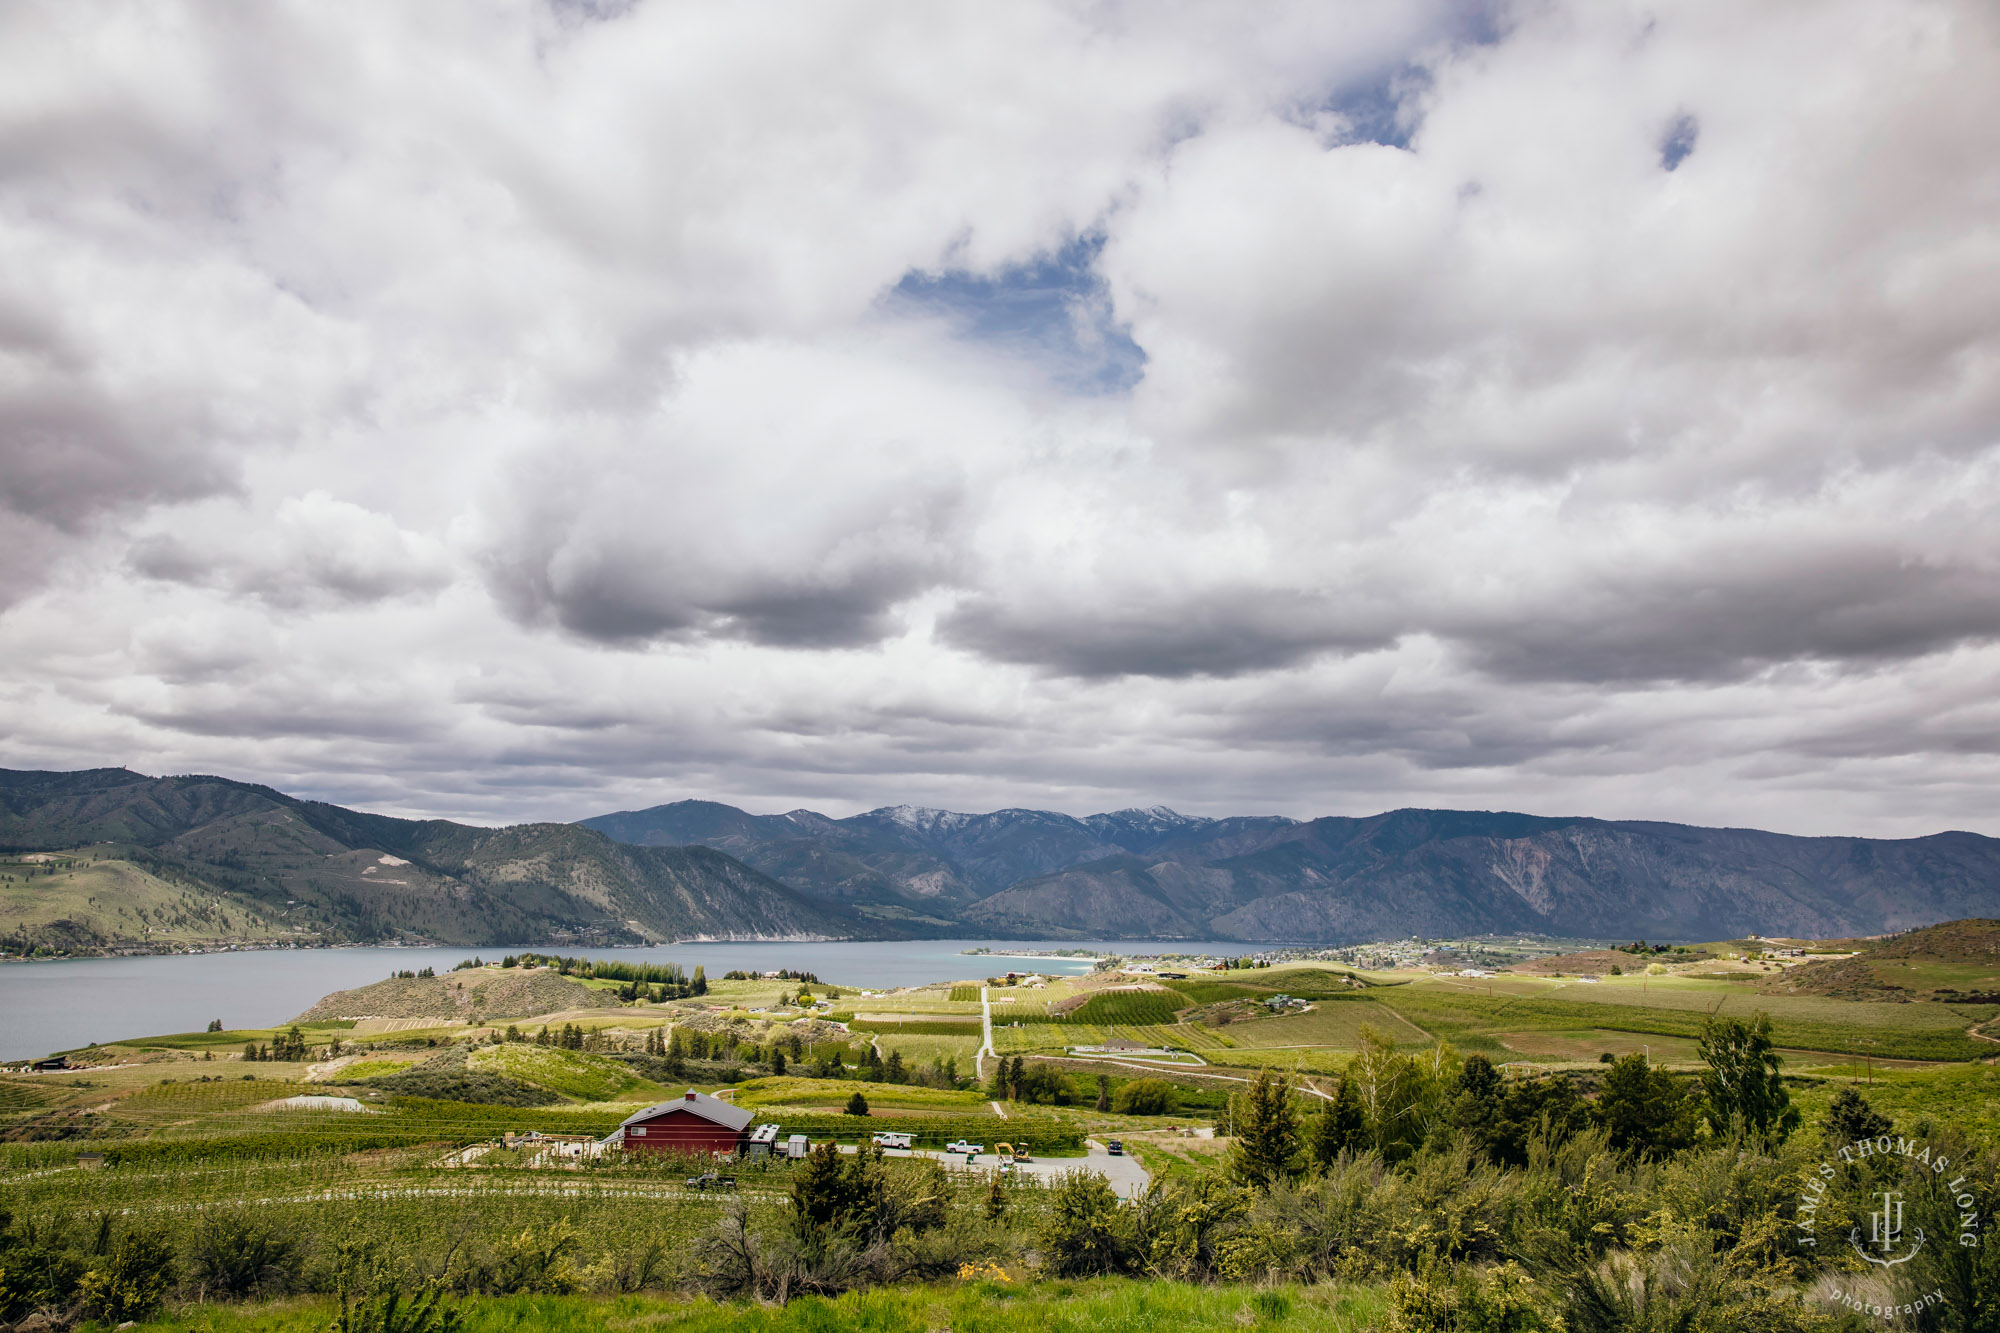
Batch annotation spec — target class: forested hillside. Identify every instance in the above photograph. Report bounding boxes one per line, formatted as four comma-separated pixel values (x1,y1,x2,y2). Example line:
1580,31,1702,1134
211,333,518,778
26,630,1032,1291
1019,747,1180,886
0,768,845,951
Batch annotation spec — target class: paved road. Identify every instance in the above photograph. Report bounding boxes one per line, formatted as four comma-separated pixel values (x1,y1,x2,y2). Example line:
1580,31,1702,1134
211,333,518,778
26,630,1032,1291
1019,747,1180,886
978,985,995,1079
904,1141,1150,1200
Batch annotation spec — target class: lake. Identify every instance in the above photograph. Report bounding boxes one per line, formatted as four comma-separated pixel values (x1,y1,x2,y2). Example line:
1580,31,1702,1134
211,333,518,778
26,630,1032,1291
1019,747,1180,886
0,938,1251,1061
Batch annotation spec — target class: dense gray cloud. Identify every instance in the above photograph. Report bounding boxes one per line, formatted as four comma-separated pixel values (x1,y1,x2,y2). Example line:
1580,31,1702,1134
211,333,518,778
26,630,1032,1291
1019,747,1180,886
0,0,1997,839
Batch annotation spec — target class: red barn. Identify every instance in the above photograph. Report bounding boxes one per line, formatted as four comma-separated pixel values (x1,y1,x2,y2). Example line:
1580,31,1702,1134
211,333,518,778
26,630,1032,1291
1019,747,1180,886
613,1089,754,1157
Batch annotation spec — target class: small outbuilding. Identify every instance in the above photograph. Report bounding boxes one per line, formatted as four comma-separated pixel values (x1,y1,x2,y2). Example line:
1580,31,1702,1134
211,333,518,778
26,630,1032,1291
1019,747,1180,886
611,1088,755,1157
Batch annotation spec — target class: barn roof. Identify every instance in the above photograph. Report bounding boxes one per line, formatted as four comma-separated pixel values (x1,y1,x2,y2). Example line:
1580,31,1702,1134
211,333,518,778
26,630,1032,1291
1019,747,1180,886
617,1088,753,1133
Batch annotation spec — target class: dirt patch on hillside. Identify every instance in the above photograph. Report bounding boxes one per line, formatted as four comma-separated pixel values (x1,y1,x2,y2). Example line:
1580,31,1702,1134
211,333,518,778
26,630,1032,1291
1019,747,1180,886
1508,950,1646,976
291,968,618,1023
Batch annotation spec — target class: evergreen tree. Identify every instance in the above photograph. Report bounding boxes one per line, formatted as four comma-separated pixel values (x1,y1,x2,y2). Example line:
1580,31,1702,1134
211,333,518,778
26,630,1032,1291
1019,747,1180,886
1457,1072,1590,1166
691,965,707,997
1095,1073,1111,1112
1310,1076,1367,1169
845,1090,870,1116
884,1050,906,1084
790,1141,881,1240
770,1047,786,1076
1697,1012,1799,1137
1822,1086,1891,1143
665,1029,686,1078
1229,1069,1302,1190
1595,1053,1698,1157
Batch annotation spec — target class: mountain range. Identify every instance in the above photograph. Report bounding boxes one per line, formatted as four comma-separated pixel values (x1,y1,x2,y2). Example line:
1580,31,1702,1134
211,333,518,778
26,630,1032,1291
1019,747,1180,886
4,766,1998,949
580,800,2000,943
0,767,840,949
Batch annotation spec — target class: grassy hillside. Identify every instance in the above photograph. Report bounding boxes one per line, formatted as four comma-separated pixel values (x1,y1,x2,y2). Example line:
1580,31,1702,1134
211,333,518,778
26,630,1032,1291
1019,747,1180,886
1768,918,2000,1000
291,967,621,1023
0,850,285,952
0,768,847,951
465,1044,663,1102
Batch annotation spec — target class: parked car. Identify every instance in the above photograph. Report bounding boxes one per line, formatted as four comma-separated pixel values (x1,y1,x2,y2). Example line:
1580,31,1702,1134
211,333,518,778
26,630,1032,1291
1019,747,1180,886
871,1132,913,1150
1106,1140,1124,1156
945,1139,983,1155
684,1173,738,1191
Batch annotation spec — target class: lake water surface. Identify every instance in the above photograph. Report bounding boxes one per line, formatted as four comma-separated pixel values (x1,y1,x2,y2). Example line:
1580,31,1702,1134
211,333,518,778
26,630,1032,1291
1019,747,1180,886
0,938,1249,1061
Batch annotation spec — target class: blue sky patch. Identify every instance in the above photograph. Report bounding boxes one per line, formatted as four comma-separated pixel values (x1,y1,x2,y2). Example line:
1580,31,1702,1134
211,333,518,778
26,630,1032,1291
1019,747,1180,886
888,235,1146,395
1660,113,1699,170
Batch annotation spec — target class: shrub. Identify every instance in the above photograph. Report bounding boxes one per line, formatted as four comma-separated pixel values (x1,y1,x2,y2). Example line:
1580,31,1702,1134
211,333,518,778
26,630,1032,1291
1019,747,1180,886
76,1229,177,1324
332,1283,463,1333
1111,1078,1178,1116
1140,1177,1248,1282
189,1209,302,1298
488,1218,584,1295
1387,1261,1562,1333
1039,1171,1133,1277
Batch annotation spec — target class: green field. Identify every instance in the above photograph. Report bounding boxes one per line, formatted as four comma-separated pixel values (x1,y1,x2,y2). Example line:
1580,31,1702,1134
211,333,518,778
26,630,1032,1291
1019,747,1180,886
733,1076,988,1112
10,938,2000,1332
466,1045,667,1102
869,1032,983,1069
1384,975,1996,1061
1220,999,1433,1051
63,1279,1394,1333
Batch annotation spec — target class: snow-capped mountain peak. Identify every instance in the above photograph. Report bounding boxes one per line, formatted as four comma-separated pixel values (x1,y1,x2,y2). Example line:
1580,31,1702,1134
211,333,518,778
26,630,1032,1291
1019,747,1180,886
865,804,974,835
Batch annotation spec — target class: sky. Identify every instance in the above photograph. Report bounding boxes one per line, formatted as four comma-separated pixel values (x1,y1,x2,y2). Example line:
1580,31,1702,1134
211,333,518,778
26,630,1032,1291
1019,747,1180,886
2,1,1998,837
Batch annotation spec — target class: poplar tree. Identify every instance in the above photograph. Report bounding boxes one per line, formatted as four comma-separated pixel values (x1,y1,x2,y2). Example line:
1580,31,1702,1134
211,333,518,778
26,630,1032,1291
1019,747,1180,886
1697,1012,1799,1137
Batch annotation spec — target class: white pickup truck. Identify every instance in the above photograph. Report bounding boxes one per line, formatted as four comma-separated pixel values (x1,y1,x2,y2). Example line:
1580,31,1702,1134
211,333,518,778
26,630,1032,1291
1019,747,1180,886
870,1132,913,1150
944,1139,983,1155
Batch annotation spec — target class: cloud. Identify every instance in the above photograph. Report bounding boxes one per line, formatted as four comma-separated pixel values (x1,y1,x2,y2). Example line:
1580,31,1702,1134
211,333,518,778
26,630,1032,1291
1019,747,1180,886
472,337,997,647
0,0,1995,841
127,492,454,610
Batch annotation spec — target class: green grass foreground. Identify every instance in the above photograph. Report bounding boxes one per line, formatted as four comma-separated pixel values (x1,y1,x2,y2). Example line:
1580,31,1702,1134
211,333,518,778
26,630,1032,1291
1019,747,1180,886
111,1279,1387,1333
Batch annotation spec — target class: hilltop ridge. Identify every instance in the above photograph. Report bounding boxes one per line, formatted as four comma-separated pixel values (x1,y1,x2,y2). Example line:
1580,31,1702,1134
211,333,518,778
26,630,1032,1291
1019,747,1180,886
0,768,846,952
581,799,2000,944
